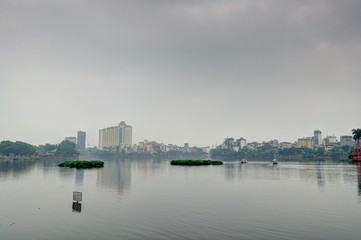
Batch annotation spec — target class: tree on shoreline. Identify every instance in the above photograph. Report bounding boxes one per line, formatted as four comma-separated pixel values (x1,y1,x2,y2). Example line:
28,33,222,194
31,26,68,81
0,141,36,156
56,140,79,156
352,128,361,144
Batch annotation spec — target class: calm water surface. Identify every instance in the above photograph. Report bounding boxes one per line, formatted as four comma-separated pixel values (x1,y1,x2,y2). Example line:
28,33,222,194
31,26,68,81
1,158,361,240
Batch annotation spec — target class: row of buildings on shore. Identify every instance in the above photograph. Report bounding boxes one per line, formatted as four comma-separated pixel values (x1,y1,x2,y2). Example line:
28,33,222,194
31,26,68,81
220,130,354,152
66,121,208,154
66,122,354,154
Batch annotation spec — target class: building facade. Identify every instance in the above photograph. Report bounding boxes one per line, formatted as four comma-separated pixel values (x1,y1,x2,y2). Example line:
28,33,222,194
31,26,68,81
65,137,77,144
77,131,86,150
98,121,133,150
298,137,312,148
313,130,322,146
340,136,353,146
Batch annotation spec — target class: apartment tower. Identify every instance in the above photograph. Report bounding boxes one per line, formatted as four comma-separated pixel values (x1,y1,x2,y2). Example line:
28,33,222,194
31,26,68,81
98,121,132,150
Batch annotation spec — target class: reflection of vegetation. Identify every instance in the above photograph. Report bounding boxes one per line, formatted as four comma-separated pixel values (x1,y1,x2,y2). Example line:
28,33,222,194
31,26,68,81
170,160,223,165
13,157,40,161
0,141,36,156
58,160,104,168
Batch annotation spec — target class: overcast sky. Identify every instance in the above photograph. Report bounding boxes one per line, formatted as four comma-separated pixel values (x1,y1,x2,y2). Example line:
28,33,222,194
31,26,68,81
1,0,361,147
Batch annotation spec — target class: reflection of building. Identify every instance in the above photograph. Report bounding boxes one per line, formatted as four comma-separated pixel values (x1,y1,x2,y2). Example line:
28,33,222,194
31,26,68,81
75,169,84,185
65,137,77,144
97,159,131,194
77,131,86,150
98,121,132,150
298,137,312,148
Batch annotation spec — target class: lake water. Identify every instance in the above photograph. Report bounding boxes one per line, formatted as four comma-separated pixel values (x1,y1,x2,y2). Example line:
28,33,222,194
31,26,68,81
1,158,361,240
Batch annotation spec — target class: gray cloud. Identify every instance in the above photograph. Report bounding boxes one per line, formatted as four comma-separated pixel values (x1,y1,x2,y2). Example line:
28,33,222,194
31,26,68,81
1,0,360,146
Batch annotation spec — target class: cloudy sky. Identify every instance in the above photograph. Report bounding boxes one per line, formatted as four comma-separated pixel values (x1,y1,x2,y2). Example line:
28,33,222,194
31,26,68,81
1,0,360,147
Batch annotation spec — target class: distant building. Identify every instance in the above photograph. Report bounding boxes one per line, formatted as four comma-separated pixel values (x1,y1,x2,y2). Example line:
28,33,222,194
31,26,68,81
340,136,353,146
267,139,279,148
279,142,292,149
223,137,234,150
313,130,322,147
324,135,338,145
298,137,312,148
77,131,86,151
246,142,259,149
236,138,247,149
98,121,133,150
65,137,77,144
184,143,189,152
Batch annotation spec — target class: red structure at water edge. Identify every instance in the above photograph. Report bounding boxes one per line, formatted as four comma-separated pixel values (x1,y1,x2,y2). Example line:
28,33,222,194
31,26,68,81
352,141,361,162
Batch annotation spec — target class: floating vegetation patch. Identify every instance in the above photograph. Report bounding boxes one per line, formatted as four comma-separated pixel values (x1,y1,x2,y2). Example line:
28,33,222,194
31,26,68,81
58,160,104,168
170,160,223,166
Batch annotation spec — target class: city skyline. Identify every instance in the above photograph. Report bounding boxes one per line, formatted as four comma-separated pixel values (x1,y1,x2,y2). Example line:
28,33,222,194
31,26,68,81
1,1,361,147
57,126,357,149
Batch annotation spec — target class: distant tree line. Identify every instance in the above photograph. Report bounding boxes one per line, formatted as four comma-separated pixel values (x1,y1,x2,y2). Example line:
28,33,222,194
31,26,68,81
211,143,353,161
0,141,36,156
0,140,79,157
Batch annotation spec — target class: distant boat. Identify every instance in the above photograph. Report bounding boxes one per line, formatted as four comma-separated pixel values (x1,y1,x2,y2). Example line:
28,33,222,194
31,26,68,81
272,159,278,164
241,159,247,164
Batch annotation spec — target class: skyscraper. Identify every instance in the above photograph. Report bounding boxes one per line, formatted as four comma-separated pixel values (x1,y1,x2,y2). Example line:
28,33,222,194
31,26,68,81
77,131,86,151
314,130,322,146
98,121,132,150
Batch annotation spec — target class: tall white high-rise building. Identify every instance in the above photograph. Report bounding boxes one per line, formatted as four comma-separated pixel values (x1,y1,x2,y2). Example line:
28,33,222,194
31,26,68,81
98,121,133,150
314,130,322,146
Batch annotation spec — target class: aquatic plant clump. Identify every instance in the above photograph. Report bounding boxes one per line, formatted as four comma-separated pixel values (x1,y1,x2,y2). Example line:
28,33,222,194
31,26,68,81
58,160,104,168
170,160,223,166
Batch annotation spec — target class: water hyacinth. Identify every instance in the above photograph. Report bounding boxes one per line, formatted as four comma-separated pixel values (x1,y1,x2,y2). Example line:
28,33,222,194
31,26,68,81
170,160,223,166
58,160,104,168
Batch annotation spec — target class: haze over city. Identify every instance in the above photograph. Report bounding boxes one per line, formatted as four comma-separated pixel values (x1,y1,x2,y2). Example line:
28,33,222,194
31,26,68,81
1,0,361,147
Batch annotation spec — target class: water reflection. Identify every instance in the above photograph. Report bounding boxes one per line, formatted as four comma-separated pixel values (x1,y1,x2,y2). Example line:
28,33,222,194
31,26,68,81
72,202,82,213
0,160,37,178
316,162,325,189
58,168,75,181
224,162,236,182
97,159,131,194
75,169,84,185
354,163,361,201
229,161,361,194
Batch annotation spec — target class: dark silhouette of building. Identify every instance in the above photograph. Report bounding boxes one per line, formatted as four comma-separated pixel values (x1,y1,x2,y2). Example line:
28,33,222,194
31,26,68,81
77,131,86,151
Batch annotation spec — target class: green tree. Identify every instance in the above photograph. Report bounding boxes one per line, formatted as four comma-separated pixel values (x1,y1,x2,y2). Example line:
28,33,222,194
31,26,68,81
0,141,36,156
56,140,79,155
315,147,325,156
43,143,58,152
352,128,361,143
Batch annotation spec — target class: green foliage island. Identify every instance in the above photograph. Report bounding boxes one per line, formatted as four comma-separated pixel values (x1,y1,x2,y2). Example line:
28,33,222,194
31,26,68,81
170,160,223,165
58,160,104,168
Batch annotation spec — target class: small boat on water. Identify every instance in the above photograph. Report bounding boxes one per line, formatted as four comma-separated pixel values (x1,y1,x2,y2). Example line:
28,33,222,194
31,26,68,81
272,159,278,164
241,159,247,164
